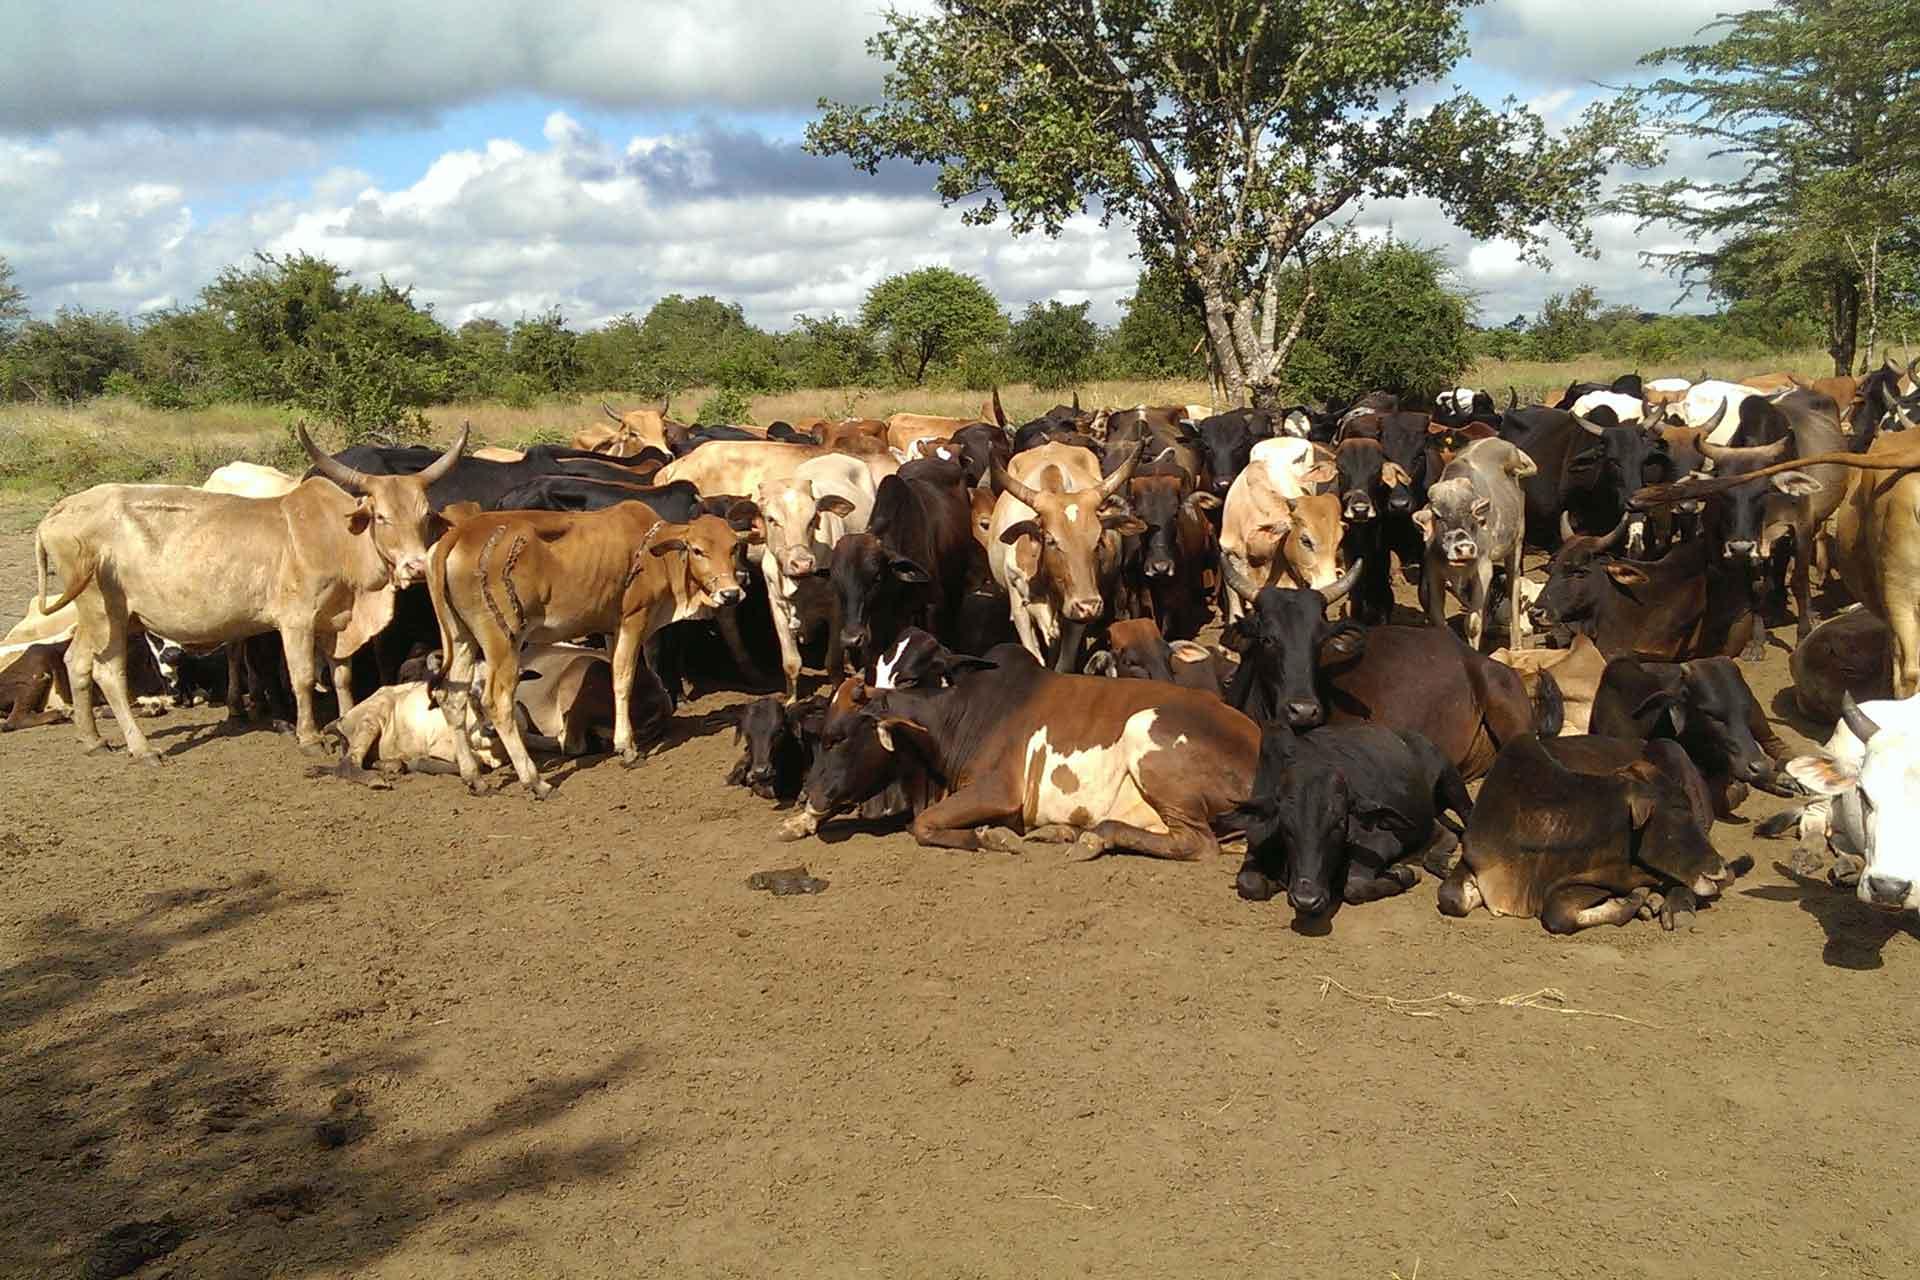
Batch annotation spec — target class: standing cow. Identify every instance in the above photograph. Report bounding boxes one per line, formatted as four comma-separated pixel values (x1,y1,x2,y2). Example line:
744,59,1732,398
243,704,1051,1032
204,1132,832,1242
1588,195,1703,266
1413,438,1536,653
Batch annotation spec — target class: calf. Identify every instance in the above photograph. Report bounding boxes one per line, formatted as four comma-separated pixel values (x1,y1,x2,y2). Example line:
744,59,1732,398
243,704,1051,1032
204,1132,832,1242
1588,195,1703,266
1331,435,1414,624
1219,438,1340,620
1438,733,1733,933
786,653,1259,859
1231,721,1471,917
1083,617,1233,697
330,681,505,779
1413,438,1536,652
1492,634,1605,734
1224,581,1541,778
1782,696,1920,913
427,507,756,796
1589,656,1786,814
1193,409,1276,497
0,642,72,731
756,454,876,699
728,694,825,801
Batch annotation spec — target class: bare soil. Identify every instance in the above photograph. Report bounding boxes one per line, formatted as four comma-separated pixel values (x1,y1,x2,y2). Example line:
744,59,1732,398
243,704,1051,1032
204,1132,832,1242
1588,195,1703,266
3,527,1917,1280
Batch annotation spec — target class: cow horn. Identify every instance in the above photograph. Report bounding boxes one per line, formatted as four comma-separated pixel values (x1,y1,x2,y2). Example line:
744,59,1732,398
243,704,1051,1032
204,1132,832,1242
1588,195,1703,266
1599,513,1630,549
1906,357,1920,385
1576,414,1608,438
1841,692,1881,742
1098,444,1142,499
1507,386,1519,411
1319,558,1364,608
1699,398,1728,432
299,423,375,492
1559,511,1577,543
990,459,1043,509
1072,390,1081,412
602,401,624,424
415,421,471,486
1698,437,1790,466
991,384,1007,428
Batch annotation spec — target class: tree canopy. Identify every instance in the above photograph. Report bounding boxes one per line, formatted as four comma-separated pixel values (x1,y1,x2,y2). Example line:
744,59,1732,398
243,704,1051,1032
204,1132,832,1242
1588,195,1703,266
860,266,1008,384
1007,299,1100,389
809,0,1652,407
1616,0,1920,374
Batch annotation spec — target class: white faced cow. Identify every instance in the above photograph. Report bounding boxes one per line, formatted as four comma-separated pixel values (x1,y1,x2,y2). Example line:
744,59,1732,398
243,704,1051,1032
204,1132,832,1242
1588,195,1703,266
756,454,878,700
1784,695,1920,913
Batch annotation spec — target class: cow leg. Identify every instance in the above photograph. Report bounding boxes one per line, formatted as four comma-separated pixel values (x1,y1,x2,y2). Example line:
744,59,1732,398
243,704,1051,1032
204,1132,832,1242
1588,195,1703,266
224,644,249,721
1074,815,1217,862
908,783,1026,852
1541,884,1651,935
1463,559,1493,654
1891,604,1920,701
329,656,357,717
1435,859,1482,917
1053,618,1087,673
1342,858,1420,904
1419,554,1445,629
63,618,107,751
93,639,157,762
1791,522,1816,642
822,591,846,691
280,625,328,749
767,582,804,703
610,623,648,767
1507,543,1528,652
439,641,491,791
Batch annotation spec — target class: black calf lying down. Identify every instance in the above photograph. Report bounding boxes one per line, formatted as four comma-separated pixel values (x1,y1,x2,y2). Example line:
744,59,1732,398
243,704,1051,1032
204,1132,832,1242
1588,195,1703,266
1589,655,1789,815
1231,721,1471,917
727,695,825,801
1438,733,1736,933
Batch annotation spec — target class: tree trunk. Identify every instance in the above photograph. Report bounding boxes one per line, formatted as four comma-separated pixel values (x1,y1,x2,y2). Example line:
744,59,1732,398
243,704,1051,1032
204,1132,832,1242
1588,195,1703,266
1829,277,1859,377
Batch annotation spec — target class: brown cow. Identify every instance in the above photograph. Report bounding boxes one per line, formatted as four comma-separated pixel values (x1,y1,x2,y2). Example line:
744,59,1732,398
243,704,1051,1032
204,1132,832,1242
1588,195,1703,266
0,642,72,731
426,504,756,796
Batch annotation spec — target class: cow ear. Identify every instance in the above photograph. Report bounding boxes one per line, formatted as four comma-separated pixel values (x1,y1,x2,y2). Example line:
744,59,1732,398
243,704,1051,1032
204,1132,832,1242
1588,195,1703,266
1219,619,1253,654
873,715,930,756
345,497,374,534
1381,461,1413,487
1355,801,1420,835
1101,510,1148,536
1630,689,1685,735
815,494,858,518
1300,461,1338,486
1411,508,1436,538
1603,563,1650,588
890,557,933,583
1319,623,1367,666
1770,470,1823,498
648,538,689,557
724,499,762,531
1470,496,1492,522
1084,651,1118,677
1186,491,1222,512
999,519,1046,547
1783,751,1858,796
1624,783,1658,829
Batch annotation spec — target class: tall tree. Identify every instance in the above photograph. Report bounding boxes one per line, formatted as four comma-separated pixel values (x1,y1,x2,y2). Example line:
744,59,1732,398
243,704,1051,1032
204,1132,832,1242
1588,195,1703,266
860,267,1007,384
809,0,1650,408
1616,0,1920,375
1008,299,1100,390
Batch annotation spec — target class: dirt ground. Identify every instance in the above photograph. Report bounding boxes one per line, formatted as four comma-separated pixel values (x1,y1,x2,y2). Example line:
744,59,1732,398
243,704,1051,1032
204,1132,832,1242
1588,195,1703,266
3,518,1918,1280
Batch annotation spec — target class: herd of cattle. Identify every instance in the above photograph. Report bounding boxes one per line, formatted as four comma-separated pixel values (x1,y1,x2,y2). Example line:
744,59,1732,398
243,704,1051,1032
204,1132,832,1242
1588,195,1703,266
6,356,1920,934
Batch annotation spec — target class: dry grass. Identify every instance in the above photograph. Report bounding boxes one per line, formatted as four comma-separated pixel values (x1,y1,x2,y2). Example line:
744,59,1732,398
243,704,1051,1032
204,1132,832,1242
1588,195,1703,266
0,351,1845,503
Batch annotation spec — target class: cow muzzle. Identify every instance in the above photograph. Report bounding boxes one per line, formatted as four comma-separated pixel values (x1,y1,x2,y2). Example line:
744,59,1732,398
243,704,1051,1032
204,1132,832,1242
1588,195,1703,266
1287,879,1332,917
1863,873,1914,911
1343,495,1373,520
1064,596,1104,623
782,551,816,578
841,625,870,651
714,585,746,607
393,556,428,587
1211,475,1234,496
1144,557,1175,579
1284,698,1324,729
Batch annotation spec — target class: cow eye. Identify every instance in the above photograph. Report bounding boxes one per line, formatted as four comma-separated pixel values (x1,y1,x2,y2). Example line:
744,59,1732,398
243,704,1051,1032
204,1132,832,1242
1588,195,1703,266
375,514,389,526
1299,535,1315,552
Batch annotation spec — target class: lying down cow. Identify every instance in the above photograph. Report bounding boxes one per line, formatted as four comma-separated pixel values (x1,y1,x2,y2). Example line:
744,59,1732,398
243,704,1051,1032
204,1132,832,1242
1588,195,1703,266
1438,733,1735,933
780,645,1259,858
330,645,670,783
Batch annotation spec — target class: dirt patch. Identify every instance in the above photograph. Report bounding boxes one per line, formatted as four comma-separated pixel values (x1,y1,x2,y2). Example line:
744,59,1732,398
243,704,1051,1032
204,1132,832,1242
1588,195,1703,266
2,533,1917,1278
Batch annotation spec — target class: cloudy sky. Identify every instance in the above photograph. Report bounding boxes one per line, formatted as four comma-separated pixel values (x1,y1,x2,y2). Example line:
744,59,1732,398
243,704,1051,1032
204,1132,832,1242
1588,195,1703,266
1,0,1741,333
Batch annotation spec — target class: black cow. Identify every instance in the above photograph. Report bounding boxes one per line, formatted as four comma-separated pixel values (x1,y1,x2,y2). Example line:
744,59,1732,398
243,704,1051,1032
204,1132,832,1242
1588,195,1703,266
0,643,72,730
727,694,825,801
934,422,1012,486
1330,436,1412,624
324,442,667,511
1083,617,1233,697
1589,656,1787,814
830,458,979,674
663,423,766,455
1231,720,1472,916
1115,456,1216,641
489,474,709,521
1193,410,1277,498
1532,521,1758,662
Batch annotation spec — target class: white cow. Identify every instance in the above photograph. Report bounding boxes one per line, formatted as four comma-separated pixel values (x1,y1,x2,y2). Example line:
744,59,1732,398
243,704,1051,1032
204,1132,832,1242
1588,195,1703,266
202,461,301,499
1570,390,1646,423
1785,695,1920,913
1673,381,1764,444
756,454,877,699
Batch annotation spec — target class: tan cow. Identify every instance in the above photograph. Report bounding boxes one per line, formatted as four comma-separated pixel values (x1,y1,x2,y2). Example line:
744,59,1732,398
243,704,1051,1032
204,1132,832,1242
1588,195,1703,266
756,455,878,699
654,440,833,495
426,505,756,796
1493,633,1607,734
576,403,673,457
1219,437,1340,619
1745,371,1804,393
886,413,973,457
987,443,1142,670
34,426,467,758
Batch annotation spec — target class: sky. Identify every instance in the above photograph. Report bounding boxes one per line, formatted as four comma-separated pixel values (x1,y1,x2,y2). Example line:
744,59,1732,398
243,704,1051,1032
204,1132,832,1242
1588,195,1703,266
0,0,1746,334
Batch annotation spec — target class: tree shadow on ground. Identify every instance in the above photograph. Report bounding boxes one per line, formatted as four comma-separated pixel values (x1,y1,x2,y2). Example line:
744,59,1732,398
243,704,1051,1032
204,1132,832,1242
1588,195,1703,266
1741,862,1920,970
0,873,649,1276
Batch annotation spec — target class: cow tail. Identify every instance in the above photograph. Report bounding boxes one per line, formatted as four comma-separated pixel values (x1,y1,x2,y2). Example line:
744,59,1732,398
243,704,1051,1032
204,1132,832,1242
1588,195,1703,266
1531,669,1565,738
423,533,458,702
35,525,92,615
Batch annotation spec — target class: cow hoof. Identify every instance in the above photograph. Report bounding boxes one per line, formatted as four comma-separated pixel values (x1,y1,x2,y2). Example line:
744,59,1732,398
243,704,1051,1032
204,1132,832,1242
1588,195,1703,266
777,813,819,842
84,743,115,757
1384,864,1420,890
1741,640,1767,663
1638,892,1663,921
1236,869,1277,902
1830,853,1866,888
1659,885,1698,931
130,752,163,768
619,749,641,769
975,827,1024,855
527,780,553,800
1072,832,1106,859
1786,846,1827,878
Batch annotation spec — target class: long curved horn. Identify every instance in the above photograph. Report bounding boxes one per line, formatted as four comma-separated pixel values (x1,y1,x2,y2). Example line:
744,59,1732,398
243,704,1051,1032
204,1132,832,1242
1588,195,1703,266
1318,558,1365,608
1907,357,1920,385
1507,386,1519,411
1698,398,1728,433
1841,692,1881,742
603,401,624,424
990,459,1042,509
1598,513,1630,549
1097,444,1141,500
1698,436,1790,467
1576,414,1608,438
414,421,470,486
299,423,374,492
1559,511,1577,543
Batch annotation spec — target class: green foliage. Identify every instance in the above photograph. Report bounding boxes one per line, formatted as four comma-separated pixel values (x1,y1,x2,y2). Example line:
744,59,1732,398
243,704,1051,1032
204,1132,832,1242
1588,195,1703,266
1272,240,1471,403
508,307,580,393
1527,286,1603,362
860,267,1007,384
447,317,512,400
0,256,25,346
0,308,140,402
696,385,756,426
1106,261,1208,381
779,314,879,388
1615,0,1920,372
1007,300,1098,390
810,0,1653,405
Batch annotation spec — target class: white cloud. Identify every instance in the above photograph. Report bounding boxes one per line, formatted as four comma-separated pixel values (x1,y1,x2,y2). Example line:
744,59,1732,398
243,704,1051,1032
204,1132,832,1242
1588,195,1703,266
1467,0,1734,86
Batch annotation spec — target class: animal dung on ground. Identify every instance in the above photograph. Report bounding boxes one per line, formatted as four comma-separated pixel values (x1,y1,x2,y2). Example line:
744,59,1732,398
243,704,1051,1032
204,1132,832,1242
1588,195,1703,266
747,865,829,895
